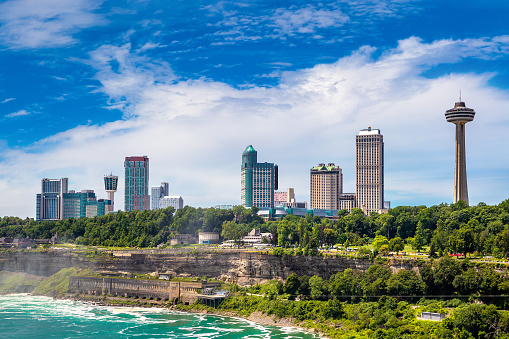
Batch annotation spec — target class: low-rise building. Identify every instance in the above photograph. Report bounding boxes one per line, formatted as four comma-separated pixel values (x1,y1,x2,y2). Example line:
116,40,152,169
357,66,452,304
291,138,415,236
198,232,220,245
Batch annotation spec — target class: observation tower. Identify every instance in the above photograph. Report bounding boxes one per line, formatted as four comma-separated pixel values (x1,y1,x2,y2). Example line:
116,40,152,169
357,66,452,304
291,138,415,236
104,173,119,212
445,98,475,205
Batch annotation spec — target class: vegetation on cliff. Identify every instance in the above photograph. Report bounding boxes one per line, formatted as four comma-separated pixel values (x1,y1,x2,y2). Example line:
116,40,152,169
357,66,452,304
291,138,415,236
179,263,509,339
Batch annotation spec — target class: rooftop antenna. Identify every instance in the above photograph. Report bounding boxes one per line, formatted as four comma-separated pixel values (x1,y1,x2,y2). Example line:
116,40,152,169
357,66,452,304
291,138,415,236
459,90,462,102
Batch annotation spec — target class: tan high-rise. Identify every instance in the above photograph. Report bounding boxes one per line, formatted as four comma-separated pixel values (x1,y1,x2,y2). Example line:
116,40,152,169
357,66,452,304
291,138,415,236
445,100,475,205
310,163,342,209
356,127,384,214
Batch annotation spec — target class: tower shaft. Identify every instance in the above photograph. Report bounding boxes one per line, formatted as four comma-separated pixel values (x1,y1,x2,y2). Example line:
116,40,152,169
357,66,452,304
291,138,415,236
454,123,469,204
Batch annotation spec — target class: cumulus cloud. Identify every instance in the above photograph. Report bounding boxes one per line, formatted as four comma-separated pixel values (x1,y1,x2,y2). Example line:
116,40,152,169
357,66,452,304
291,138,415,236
1,35,509,217
0,0,106,49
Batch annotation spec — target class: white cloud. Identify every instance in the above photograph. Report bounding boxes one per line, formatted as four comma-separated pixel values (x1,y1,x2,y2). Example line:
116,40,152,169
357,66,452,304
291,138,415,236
0,0,106,49
1,36,509,217
272,6,349,35
5,109,30,118
203,1,420,44
1,98,15,104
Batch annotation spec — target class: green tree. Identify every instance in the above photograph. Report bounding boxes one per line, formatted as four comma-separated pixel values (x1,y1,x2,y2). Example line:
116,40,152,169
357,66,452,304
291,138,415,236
389,237,404,254
372,235,389,251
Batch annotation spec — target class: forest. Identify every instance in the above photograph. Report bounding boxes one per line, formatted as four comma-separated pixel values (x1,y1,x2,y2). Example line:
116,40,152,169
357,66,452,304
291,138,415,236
2,200,509,257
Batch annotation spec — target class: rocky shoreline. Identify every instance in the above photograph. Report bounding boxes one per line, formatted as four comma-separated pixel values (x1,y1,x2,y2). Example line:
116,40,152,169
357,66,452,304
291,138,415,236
58,293,327,338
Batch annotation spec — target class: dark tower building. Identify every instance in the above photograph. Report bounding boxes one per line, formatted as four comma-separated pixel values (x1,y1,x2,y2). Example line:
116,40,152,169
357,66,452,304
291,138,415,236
445,99,476,205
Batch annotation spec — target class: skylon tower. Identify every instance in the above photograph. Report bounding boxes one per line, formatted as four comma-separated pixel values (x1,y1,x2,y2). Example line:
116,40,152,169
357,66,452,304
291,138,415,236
445,98,476,205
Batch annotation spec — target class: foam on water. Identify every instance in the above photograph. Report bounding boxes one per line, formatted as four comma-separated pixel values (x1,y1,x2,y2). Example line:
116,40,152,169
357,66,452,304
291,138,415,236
0,294,322,339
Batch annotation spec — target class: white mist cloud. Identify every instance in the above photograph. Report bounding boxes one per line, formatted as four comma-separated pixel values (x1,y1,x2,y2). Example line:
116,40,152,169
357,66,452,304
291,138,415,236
0,0,106,49
1,35,509,217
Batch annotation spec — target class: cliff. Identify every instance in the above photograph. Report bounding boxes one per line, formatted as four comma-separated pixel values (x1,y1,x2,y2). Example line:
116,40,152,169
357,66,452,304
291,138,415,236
0,249,417,285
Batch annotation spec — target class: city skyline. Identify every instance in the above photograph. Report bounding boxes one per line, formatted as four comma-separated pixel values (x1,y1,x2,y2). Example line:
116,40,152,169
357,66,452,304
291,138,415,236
2,1,509,217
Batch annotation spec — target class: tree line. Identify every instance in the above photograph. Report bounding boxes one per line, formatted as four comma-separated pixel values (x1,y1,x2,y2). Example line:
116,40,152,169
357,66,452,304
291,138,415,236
2,199,509,256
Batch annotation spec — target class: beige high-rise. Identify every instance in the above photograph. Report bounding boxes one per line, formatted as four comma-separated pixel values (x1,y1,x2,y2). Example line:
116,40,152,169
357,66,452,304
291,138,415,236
310,163,342,209
356,127,384,214
445,100,475,205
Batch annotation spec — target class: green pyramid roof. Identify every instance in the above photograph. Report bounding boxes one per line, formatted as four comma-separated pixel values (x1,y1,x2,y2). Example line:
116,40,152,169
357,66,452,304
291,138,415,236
243,145,256,155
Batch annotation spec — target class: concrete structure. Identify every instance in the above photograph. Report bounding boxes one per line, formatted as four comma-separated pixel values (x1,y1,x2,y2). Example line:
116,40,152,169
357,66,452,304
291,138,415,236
36,178,68,221
104,174,118,213
69,276,222,305
170,234,198,246
124,156,150,212
310,163,342,210
445,100,476,205
241,145,278,208
356,127,384,214
198,232,220,245
420,311,445,321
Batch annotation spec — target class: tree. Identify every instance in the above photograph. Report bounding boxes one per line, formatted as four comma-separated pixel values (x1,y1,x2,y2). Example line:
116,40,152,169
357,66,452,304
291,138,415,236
309,275,327,300
221,220,244,247
283,273,300,297
372,235,389,251
386,270,425,296
389,237,404,254
379,244,389,256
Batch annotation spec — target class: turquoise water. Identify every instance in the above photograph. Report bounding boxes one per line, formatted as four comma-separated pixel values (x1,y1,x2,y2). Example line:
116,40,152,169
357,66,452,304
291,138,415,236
0,294,321,339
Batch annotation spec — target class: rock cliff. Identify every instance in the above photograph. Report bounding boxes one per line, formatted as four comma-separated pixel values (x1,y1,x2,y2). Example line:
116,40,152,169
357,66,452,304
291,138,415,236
0,250,417,285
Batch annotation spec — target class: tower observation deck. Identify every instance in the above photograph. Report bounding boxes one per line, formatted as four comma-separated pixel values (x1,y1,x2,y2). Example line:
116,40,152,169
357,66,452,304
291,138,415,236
445,101,475,205
104,174,119,212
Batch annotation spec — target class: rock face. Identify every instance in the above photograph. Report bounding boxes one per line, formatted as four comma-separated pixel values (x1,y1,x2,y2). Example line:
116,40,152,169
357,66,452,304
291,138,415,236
0,250,417,285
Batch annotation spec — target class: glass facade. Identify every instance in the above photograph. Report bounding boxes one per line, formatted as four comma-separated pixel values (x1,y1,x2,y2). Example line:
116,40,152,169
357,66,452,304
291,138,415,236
124,156,150,212
36,178,68,221
241,145,277,208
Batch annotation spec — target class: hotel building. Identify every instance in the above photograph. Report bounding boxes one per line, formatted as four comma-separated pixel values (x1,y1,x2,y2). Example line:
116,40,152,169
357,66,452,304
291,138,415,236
241,145,278,208
124,156,150,212
356,127,384,214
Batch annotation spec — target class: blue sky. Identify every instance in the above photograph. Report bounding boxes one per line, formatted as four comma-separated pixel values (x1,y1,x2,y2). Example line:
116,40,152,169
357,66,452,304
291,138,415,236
1,0,509,217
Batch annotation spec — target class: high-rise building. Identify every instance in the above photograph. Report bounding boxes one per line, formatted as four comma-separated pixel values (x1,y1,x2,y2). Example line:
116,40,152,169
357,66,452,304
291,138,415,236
310,163,342,209
62,190,111,219
36,178,68,221
241,145,278,208
151,182,183,210
104,174,118,213
124,156,150,212
159,196,184,210
356,127,384,214
445,99,475,205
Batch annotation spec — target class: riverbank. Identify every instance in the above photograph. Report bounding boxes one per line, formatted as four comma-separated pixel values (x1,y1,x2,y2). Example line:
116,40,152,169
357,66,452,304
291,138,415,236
57,293,327,338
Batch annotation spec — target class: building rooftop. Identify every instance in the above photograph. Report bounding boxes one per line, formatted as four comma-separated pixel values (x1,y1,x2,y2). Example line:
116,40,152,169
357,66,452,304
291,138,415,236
311,163,340,171
243,145,256,155
358,127,381,135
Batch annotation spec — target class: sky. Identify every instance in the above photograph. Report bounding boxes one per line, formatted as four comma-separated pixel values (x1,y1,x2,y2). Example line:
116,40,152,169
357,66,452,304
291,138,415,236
1,0,509,218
